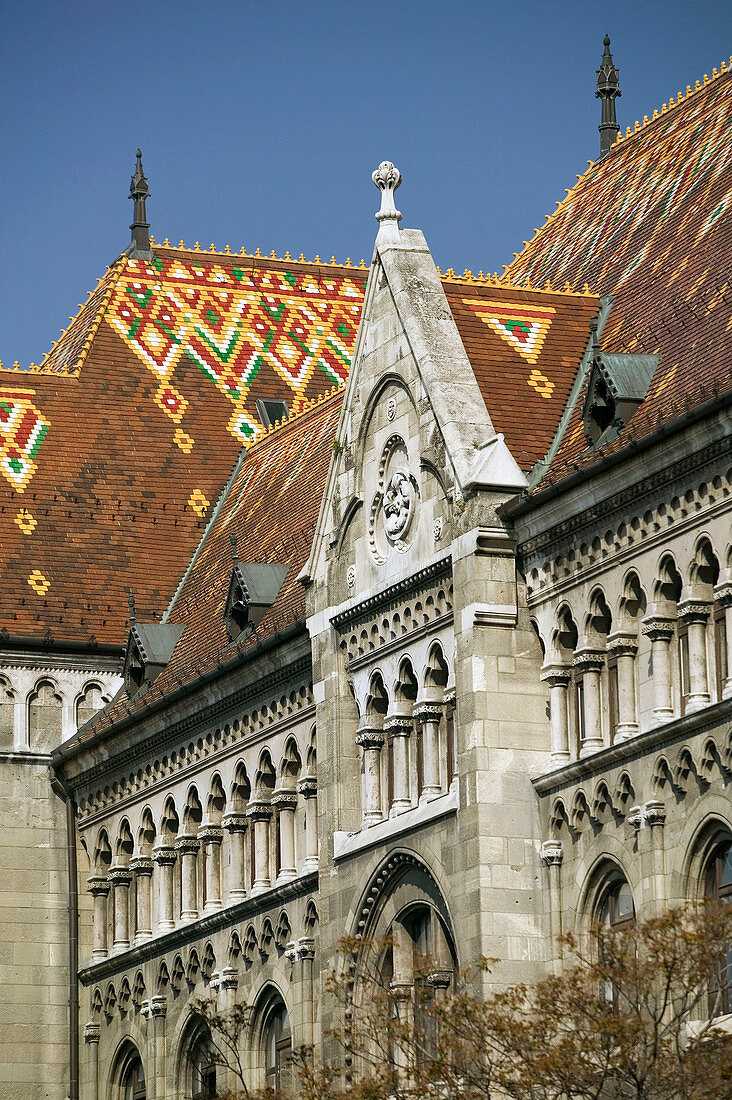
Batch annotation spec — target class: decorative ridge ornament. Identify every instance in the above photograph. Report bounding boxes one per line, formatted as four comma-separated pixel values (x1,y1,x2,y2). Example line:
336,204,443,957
372,161,402,243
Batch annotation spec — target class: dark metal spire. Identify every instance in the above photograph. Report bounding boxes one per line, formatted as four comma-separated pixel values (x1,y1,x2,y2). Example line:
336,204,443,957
128,149,152,258
596,35,621,160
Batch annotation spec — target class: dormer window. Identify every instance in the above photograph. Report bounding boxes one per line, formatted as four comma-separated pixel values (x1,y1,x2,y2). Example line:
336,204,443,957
122,597,185,699
582,329,658,447
255,398,289,430
224,538,289,643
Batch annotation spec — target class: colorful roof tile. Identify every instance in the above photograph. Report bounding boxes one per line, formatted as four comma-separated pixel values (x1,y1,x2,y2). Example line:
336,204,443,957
505,63,732,485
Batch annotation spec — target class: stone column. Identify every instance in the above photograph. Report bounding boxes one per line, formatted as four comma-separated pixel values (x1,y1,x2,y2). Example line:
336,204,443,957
608,632,639,741
247,801,273,893
714,580,732,698
87,876,110,961
644,800,667,912
540,664,571,766
297,776,319,869
199,825,224,913
678,599,711,712
295,937,314,1047
176,834,200,921
641,615,676,724
385,714,412,815
84,1022,101,1100
573,649,605,756
415,702,443,800
273,789,299,882
541,841,563,972
130,856,154,943
216,967,239,1095
222,812,248,902
356,719,385,827
444,688,457,791
109,865,132,951
152,844,176,933
149,995,167,1099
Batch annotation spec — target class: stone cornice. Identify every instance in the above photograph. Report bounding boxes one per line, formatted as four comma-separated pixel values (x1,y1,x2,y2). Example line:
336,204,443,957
532,696,732,795
515,433,729,561
330,555,452,631
78,871,318,985
61,650,311,792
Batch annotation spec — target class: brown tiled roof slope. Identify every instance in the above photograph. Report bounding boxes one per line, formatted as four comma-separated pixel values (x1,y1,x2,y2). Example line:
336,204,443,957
0,250,363,645
506,63,732,487
83,392,343,740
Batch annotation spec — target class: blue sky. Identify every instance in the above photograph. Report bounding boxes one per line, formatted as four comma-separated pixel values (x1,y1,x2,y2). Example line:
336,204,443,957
1,0,730,368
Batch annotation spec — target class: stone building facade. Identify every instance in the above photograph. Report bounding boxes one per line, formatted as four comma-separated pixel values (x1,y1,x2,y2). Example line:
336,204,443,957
0,40,730,1100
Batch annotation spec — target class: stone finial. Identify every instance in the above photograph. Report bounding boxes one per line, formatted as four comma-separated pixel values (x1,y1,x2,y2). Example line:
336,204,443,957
372,161,402,242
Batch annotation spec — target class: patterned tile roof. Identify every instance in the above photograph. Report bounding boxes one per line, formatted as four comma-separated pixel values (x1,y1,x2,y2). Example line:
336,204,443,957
0,241,597,648
78,392,343,739
0,251,361,646
505,61,732,487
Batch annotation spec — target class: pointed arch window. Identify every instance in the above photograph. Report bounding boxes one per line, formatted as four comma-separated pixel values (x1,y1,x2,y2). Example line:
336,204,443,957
264,1000,292,1094
707,841,732,1014
122,1055,146,1100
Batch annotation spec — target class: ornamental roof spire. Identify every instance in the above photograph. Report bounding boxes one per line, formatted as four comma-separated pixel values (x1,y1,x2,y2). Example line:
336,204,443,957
372,161,402,244
128,149,152,258
596,35,621,160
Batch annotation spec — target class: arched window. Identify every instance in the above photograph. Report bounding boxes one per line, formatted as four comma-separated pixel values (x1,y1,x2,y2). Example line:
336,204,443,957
189,1030,217,1100
122,1055,146,1100
598,878,636,932
28,679,62,751
263,999,292,1095
707,840,732,1013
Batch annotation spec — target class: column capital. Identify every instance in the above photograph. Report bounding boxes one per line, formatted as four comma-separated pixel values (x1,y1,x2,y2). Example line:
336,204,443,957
641,615,675,641
246,799,273,823
272,789,298,811
149,994,167,1018
677,598,711,626
607,630,638,658
130,856,154,876
218,965,239,991
541,840,563,866
426,968,453,990
84,1021,101,1044
109,865,132,887
198,824,223,846
152,843,177,866
297,775,317,799
86,875,110,897
414,701,443,725
222,811,249,833
356,727,384,749
443,687,456,708
572,647,605,674
175,833,200,855
627,804,644,830
384,713,412,737
713,579,732,607
540,662,572,687
644,799,666,827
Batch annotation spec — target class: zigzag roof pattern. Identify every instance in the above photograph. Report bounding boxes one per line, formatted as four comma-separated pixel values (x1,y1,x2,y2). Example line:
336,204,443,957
506,61,732,486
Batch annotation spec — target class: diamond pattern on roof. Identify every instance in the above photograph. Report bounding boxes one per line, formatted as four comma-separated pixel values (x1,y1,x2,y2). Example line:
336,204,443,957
106,256,363,445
